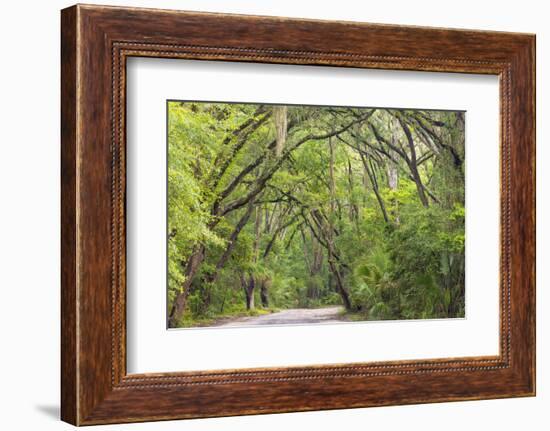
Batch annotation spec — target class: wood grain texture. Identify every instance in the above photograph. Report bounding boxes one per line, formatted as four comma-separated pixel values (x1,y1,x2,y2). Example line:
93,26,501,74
60,4,535,425
60,5,78,425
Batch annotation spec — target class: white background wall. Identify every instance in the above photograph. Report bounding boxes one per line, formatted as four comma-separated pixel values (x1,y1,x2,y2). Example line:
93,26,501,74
0,0,546,429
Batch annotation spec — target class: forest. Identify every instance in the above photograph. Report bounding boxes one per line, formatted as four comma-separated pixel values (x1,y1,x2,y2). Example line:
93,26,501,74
167,101,465,328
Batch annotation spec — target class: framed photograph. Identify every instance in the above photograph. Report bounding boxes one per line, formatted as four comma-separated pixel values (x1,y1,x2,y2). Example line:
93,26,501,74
61,4,535,425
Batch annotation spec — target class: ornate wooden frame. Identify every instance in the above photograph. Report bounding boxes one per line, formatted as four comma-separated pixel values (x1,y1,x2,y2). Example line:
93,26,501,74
61,4,536,425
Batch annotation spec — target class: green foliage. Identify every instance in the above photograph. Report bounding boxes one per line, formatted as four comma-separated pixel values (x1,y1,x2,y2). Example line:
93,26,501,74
167,102,465,327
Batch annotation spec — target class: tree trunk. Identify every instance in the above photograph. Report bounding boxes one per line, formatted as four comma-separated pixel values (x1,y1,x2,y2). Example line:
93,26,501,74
398,117,429,208
273,105,288,157
260,278,270,307
323,214,352,311
253,204,262,259
319,140,353,310
346,157,358,223
361,153,390,224
387,121,400,223
204,199,257,286
328,256,352,310
168,244,205,327
304,233,323,300
240,273,252,310
242,274,255,310
210,110,271,189
387,163,399,190
410,163,429,208
328,137,336,214
245,288,255,310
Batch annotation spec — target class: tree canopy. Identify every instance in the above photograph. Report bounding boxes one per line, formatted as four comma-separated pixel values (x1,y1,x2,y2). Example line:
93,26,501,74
167,101,465,328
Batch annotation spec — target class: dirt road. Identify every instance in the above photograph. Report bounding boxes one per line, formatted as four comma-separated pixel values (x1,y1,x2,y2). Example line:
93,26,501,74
213,305,346,327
